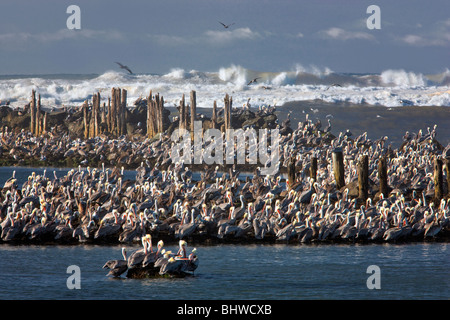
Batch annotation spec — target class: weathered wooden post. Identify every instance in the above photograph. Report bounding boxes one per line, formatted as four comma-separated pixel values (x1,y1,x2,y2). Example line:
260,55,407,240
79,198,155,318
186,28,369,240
179,94,186,130
30,90,36,135
310,157,318,182
107,97,111,133
120,88,127,136
332,148,345,190
287,157,296,189
223,97,228,133
378,156,388,198
146,90,153,138
358,154,369,201
114,87,121,136
190,90,196,140
42,112,47,134
110,88,117,135
93,92,100,137
212,100,217,129
444,159,450,196
223,94,232,130
35,94,41,136
434,157,443,204
158,96,164,133
82,100,89,139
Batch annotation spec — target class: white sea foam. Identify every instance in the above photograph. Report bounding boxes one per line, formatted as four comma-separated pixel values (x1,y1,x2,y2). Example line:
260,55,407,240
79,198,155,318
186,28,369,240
380,69,427,87
0,65,449,110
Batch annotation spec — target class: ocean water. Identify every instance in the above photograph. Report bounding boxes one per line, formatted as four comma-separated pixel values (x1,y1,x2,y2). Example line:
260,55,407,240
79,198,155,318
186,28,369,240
0,242,448,300
1,65,449,110
0,166,449,300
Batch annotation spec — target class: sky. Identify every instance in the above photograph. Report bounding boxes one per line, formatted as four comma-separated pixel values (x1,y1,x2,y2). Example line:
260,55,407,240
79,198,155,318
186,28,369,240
0,0,449,75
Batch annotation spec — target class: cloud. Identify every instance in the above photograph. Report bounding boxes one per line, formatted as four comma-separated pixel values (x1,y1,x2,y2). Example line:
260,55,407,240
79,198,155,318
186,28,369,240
203,27,262,45
145,27,263,47
398,18,450,47
149,34,190,46
320,27,375,41
0,28,125,45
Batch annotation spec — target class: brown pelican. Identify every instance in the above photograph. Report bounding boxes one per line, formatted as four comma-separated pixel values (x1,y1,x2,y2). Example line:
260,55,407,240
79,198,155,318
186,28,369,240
176,240,188,258
158,256,184,275
94,214,122,241
127,235,150,269
296,218,313,243
3,170,17,190
142,240,165,268
217,206,237,239
219,21,235,29
175,208,197,239
115,62,133,74
103,248,128,277
247,77,260,86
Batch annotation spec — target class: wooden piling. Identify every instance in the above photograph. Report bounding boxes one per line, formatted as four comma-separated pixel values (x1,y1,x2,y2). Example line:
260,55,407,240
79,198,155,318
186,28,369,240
179,94,186,131
158,96,164,133
30,90,36,135
107,97,111,133
35,94,41,136
110,88,117,135
378,156,388,198
145,90,166,139
332,148,345,190
146,90,153,138
212,100,217,129
120,88,127,136
190,90,196,140
82,100,89,139
434,157,443,204
101,102,106,129
224,93,232,131
445,159,450,196
287,157,296,189
358,155,369,201
42,112,47,134
93,92,100,137
310,157,318,182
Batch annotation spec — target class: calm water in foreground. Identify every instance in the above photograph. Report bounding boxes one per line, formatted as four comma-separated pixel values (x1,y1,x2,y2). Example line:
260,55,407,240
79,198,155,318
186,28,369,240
0,242,448,300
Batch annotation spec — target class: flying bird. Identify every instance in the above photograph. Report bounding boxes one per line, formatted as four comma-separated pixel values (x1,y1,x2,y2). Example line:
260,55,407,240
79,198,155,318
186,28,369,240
115,62,133,74
325,83,342,90
219,21,235,29
247,77,260,86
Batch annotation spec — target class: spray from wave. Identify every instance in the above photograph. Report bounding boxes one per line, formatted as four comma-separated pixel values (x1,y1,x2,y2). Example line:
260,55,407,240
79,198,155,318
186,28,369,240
380,69,427,87
0,65,449,109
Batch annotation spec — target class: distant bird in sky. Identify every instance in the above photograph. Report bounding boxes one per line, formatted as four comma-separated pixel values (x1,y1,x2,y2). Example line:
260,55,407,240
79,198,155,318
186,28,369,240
247,77,260,86
115,62,133,74
219,21,235,29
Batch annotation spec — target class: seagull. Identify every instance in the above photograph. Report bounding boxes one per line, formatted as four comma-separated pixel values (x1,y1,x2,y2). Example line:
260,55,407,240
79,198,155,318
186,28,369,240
219,21,235,29
247,77,260,86
115,62,133,74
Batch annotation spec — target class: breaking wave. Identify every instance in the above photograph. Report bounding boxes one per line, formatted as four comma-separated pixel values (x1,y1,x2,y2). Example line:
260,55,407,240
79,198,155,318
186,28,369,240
1,65,449,109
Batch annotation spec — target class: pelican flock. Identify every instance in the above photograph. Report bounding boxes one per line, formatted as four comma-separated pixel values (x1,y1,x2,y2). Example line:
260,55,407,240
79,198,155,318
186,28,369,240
0,115,449,278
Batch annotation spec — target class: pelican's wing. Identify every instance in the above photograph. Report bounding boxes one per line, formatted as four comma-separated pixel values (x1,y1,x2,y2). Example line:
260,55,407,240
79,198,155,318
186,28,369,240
124,66,133,74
